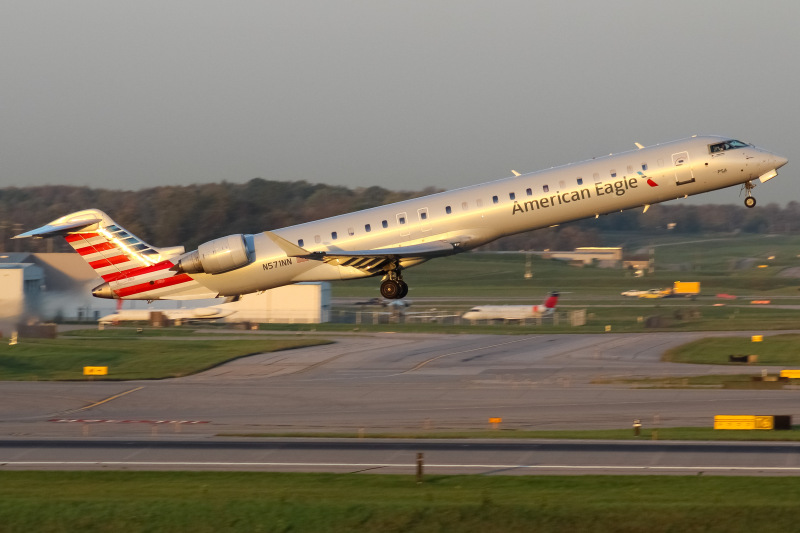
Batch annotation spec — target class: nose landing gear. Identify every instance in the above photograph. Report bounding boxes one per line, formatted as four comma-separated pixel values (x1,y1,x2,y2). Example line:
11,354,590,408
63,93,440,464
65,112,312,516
743,181,757,208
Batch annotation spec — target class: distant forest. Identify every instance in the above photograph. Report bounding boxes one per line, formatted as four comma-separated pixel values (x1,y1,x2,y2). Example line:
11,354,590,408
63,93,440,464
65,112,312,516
1,179,797,253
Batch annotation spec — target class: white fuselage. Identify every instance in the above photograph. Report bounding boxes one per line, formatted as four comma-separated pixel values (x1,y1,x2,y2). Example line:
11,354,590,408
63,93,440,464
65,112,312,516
191,135,786,297
462,305,554,321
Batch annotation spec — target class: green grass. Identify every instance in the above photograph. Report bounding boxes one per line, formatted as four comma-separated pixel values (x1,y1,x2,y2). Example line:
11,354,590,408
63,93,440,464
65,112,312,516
2,472,800,532
328,235,800,300
0,337,330,380
663,334,800,365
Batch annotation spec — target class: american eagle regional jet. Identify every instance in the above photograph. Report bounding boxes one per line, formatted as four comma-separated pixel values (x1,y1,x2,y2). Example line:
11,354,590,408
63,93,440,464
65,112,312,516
14,136,787,301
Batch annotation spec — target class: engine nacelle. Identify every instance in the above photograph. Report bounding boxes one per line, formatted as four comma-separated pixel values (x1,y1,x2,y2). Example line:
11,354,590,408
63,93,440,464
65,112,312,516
173,234,255,275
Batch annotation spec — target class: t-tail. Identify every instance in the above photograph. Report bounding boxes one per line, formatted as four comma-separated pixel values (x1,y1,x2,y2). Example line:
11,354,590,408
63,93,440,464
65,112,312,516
535,292,559,315
13,209,211,300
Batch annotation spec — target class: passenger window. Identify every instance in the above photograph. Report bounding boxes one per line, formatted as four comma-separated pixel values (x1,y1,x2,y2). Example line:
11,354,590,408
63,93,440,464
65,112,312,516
445,206,452,214
365,224,371,233
543,185,549,193
526,188,532,196
610,170,617,178
492,195,499,204
509,192,516,200
382,220,388,228
577,178,583,185
593,173,601,182
462,201,468,210
476,199,483,208
331,231,338,240
314,235,321,243
298,239,304,247
420,211,427,220
642,163,648,171
558,181,565,189
398,216,405,225
347,227,354,236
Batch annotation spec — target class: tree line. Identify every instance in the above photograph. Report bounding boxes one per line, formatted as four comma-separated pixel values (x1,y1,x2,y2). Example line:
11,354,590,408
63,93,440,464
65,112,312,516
0,179,794,253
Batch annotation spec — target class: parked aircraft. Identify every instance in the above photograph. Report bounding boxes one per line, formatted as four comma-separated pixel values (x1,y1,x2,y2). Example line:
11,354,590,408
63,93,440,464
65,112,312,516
98,306,235,325
14,136,787,301
462,292,559,321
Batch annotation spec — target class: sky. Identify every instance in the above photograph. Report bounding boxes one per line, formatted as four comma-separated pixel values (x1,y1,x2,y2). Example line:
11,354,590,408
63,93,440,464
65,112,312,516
1,1,798,207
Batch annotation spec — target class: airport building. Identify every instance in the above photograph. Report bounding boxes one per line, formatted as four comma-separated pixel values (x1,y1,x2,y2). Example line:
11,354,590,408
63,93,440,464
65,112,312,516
540,247,622,268
0,253,331,325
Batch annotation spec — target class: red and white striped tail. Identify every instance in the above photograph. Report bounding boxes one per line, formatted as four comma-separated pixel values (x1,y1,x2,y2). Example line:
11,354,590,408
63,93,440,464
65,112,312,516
15,208,211,300
543,293,559,309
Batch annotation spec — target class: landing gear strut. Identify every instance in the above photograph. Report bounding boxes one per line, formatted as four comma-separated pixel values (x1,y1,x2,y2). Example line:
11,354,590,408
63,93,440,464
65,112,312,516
380,270,408,299
744,181,756,208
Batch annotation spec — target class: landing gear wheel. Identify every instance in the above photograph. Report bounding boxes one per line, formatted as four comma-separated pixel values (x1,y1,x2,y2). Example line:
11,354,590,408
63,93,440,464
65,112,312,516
396,280,409,299
380,279,401,299
744,196,756,208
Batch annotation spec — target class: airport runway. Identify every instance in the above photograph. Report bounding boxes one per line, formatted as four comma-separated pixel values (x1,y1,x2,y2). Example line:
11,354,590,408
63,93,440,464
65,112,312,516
2,330,798,438
2,330,800,475
4,437,800,476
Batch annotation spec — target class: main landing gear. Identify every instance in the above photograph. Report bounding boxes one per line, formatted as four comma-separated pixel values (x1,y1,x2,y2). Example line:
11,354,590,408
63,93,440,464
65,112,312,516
743,181,757,208
380,271,408,299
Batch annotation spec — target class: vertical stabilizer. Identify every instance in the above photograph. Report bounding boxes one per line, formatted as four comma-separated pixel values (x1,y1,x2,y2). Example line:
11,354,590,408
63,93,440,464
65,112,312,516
13,209,213,300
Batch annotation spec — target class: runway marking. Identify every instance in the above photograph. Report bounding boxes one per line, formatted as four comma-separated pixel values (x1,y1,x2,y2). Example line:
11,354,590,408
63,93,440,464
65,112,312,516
4,461,800,472
403,337,534,373
63,386,144,414
49,419,209,424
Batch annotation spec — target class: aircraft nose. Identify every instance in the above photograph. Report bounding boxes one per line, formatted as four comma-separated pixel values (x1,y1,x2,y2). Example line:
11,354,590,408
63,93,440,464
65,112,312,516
774,153,789,169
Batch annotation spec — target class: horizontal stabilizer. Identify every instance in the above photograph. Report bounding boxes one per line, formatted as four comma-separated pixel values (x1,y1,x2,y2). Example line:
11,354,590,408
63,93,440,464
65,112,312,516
13,218,101,239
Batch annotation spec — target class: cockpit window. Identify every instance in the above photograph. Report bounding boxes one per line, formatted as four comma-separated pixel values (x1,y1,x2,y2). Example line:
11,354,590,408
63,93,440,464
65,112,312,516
709,140,748,153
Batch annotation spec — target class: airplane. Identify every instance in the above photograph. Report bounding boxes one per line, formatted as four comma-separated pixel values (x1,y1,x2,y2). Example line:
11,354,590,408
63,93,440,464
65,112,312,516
13,135,787,301
98,306,235,325
462,292,559,321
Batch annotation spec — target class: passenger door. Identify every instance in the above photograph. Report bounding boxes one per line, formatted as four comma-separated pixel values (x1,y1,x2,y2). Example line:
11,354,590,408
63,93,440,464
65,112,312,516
672,151,696,186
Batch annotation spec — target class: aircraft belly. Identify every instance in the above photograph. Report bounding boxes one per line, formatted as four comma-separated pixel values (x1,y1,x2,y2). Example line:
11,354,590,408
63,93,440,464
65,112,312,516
191,257,322,296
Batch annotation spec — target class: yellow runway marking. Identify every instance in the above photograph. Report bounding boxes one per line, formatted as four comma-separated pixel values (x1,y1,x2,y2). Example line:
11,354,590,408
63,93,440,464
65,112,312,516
68,386,144,414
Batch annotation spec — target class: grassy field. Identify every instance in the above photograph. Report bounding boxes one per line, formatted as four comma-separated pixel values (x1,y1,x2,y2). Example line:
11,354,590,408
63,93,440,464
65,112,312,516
314,233,800,333
2,471,800,533
0,335,330,380
663,334,800,365
328,233,800,300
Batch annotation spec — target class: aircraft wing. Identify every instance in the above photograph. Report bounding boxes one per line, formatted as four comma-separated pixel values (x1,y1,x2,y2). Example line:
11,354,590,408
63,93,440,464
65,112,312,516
265,231,462,274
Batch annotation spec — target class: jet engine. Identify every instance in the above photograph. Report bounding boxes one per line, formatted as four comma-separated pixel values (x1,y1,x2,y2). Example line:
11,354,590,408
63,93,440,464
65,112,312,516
173,234,255,275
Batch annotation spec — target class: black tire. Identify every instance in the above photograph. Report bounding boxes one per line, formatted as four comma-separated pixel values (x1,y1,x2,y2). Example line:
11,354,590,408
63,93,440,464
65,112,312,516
745,196,756,208
380,280,400,299
397,281,409,299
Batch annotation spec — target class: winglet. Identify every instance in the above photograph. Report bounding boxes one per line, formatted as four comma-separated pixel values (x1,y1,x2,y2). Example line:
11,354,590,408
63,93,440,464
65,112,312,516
264,231,319,258
511,170,521,177
635,142,644,149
